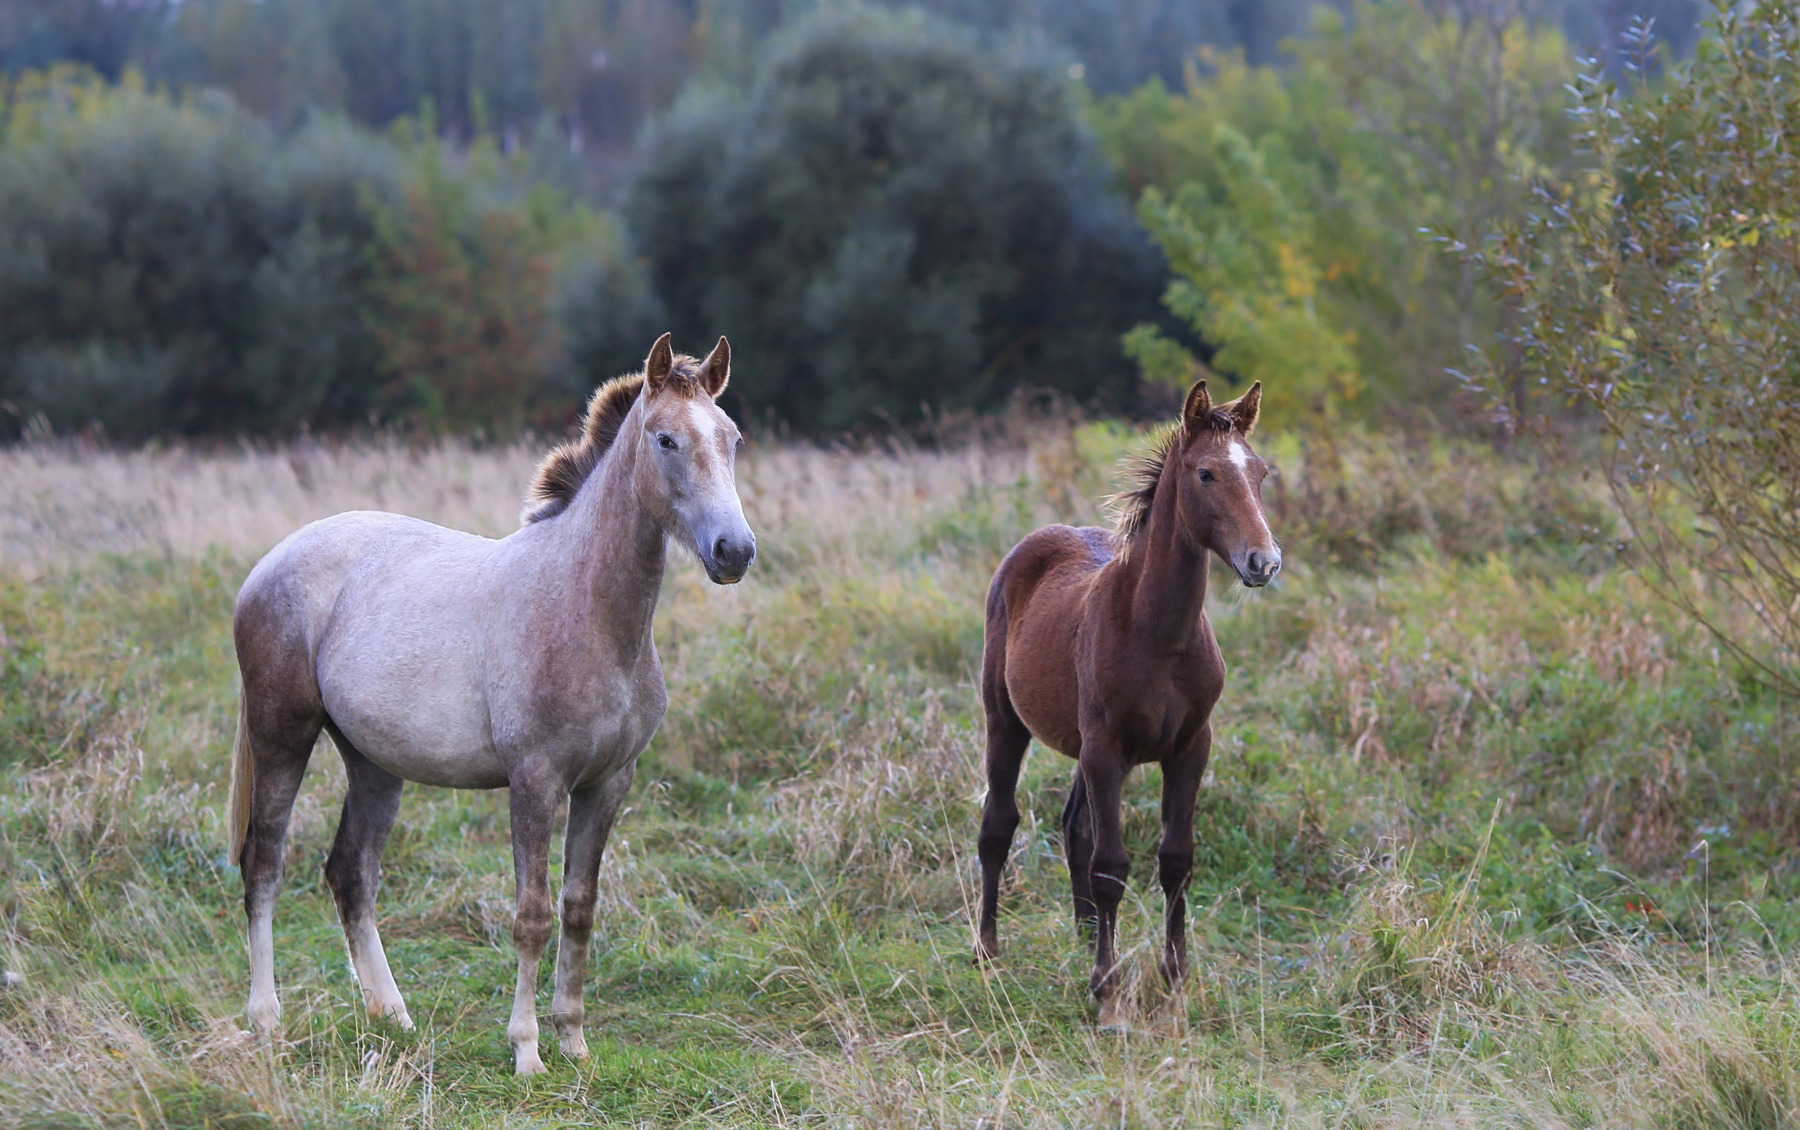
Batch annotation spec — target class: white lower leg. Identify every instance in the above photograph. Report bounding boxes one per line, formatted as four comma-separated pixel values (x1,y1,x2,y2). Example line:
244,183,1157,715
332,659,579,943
246,907,280,1032
550,930,588,1058
508,954,546,1075
345,918,412,1028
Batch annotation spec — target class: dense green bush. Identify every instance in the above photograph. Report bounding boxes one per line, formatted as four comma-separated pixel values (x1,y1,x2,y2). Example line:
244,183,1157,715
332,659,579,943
0,69,401,438
622,5,1167,431
0,68,615,439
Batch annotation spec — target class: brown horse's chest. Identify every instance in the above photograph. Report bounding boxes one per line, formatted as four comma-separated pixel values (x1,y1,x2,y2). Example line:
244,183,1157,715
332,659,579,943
1070,596,1223,758
1090,653,1221,764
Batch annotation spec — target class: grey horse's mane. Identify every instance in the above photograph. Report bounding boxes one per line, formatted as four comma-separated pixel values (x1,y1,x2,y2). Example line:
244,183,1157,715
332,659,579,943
523,356,708,524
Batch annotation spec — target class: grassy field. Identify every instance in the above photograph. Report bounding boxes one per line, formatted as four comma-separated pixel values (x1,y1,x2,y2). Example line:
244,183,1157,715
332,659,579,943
1,418,1798,1128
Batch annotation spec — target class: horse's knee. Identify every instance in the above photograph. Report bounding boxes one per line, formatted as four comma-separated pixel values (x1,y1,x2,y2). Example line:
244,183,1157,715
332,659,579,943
513,897,555,954
1157,850,1194,895
1090,852,1130,902
977,801,1019,862
559,894,596,941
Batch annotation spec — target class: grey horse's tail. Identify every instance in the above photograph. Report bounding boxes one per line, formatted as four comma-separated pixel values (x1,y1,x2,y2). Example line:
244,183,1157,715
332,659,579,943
227,687,253,867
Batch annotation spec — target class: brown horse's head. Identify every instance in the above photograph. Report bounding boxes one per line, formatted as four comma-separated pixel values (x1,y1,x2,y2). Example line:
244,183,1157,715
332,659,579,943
1169,378,1281,587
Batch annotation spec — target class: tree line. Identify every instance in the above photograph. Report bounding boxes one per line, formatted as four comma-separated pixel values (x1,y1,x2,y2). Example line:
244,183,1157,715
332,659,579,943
0,0,1724,441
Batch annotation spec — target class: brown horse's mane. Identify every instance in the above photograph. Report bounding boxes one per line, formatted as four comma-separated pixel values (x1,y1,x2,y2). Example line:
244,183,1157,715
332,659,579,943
522,355,708,524
1110,408,1242,541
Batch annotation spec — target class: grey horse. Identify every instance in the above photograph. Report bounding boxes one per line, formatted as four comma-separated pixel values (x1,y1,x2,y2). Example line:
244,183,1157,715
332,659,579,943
227,334,754,1073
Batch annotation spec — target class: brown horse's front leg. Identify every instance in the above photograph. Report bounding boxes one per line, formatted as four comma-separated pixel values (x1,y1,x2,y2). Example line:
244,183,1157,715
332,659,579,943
1079,753,1130,1029
506,780,560,1076
550,765,635,1061
1157,726,1210,988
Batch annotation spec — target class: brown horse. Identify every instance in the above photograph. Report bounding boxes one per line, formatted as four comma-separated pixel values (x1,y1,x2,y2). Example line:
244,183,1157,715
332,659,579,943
975,378,1279,1027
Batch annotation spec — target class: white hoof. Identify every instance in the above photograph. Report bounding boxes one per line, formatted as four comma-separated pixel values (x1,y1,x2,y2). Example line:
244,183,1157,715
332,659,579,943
514,1045,548,1076
559,1031,589,1060
1,971,22,990
368,1001,414,1031
247,992,281,1033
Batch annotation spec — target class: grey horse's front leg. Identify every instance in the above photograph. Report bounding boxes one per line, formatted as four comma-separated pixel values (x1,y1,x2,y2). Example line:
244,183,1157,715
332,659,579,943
550,764,636,1060
506,778,560,1075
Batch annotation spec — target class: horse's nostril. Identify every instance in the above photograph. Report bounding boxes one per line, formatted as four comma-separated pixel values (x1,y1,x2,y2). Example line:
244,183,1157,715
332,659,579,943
714,536,729,561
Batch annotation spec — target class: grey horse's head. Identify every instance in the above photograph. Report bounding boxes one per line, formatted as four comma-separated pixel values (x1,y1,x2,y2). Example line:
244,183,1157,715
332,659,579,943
633,334,756,584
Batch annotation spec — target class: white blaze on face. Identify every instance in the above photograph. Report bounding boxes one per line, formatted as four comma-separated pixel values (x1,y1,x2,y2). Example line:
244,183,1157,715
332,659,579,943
682,397,724,453
684,399,740,497
1228,439,1274,546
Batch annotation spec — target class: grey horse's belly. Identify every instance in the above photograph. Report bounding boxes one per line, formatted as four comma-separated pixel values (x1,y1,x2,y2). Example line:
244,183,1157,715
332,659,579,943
320,669,511,789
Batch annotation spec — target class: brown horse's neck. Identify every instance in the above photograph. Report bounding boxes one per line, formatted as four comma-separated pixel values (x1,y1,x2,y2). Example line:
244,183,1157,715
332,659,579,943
559,401,667,651
1116,461,1210,651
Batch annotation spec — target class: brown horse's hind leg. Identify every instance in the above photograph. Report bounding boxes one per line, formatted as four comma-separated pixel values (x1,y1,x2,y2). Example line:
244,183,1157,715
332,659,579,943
976,600,1032,963
322,724,411,1028
1079,751,1131,1029
550,764,635,1061
1060,768,1097,933
240,700,321,1034
1156,725,1211,988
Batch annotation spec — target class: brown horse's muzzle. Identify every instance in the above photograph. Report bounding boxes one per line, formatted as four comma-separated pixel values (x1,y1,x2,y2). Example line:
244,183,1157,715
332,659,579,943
1235,547,1282,588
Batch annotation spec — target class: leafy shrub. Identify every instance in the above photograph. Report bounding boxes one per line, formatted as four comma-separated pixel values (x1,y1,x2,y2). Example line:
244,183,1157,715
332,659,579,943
624,4,1166,431
363,135,582,432
1094,3,1576,425
1470,1,1800,695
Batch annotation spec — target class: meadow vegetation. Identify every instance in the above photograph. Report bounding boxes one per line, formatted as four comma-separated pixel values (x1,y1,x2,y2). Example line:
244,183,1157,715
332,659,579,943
2,418,1796,1127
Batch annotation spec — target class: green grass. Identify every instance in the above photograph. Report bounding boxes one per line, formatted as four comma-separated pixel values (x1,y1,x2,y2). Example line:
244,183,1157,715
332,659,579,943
2,425,1798,1127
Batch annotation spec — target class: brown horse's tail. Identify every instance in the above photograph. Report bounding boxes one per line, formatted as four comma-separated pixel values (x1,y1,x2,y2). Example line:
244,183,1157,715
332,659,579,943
227,687,253,867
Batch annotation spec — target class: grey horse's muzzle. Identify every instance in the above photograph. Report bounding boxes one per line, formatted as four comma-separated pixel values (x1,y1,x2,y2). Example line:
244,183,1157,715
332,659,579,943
700,529,756,584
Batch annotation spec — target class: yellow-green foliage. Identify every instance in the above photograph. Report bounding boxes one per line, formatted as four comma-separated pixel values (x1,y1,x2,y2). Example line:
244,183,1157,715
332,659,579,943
1096,2,1575,424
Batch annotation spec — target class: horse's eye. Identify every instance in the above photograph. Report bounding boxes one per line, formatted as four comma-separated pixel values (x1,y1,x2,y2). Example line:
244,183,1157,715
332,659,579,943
657,434,678,451
1198,468,1215,483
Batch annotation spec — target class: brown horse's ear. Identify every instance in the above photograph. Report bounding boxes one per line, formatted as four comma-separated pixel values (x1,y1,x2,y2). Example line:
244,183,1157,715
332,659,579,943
644,332,675,395
699,336,730,398
1221,381,1262,435
1181,378,1212,430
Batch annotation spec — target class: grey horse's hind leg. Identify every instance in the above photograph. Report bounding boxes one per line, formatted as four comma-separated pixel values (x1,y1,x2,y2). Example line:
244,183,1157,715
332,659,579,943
505,779,561,1075
550,765,636,1060
322,724,411,1028
241,705,320,1033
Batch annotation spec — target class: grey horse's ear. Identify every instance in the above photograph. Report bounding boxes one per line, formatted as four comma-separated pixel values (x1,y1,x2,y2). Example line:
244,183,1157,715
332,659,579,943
700,336,730,398
1181,378,1212,430
1220,381,1262,435
644,332,675,394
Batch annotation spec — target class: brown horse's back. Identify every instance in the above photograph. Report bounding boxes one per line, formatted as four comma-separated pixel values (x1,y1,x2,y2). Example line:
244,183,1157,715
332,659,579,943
983,524,1116,759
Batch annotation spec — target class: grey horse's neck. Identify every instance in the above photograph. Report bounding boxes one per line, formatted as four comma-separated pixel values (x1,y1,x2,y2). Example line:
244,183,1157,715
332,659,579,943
550,399,667,657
